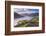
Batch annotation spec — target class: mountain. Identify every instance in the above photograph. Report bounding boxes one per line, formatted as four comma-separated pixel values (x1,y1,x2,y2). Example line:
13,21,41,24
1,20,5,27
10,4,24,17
28,13,39,16
20,13,39,17
31,16,39,22
14,12,24,18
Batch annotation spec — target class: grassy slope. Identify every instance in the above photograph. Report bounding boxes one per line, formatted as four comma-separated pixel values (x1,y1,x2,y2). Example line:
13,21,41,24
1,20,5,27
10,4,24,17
14,16,39,27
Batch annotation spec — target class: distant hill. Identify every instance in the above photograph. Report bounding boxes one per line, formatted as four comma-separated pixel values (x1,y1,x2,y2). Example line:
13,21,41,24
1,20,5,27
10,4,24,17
14,12,24,19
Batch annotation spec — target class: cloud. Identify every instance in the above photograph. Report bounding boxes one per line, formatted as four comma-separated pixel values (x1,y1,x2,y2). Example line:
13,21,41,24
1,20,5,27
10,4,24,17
14,8,39,14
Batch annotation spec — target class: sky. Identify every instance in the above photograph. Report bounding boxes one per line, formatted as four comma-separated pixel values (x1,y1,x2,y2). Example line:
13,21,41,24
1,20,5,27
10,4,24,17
14,8,39,14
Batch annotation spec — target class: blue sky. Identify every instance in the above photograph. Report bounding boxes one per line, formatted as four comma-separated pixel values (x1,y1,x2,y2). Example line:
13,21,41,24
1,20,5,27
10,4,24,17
14,8,39,14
